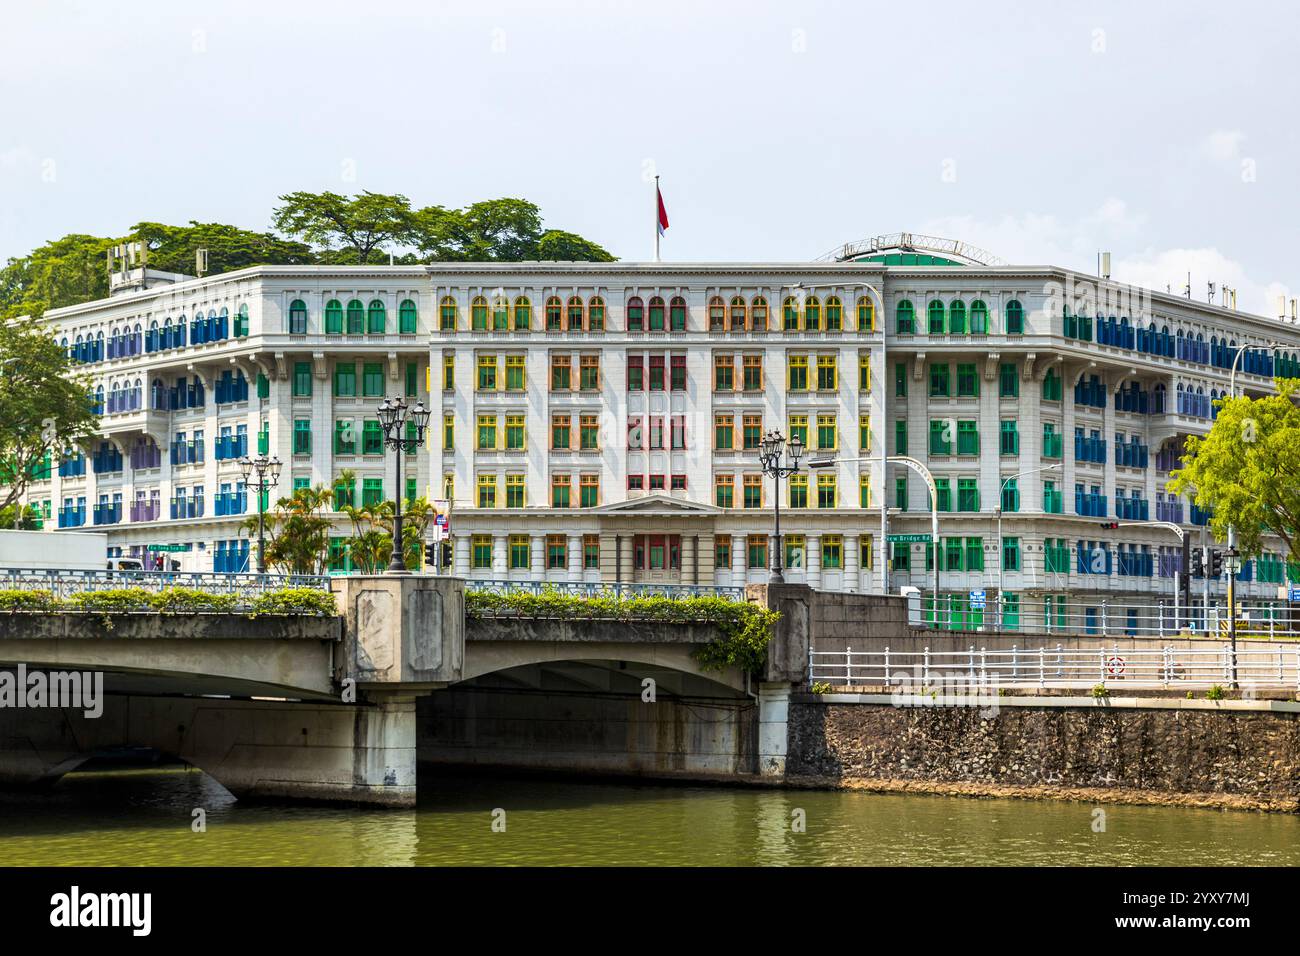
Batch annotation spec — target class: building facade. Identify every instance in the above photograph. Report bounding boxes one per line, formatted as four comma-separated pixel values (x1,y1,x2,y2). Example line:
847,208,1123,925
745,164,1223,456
16,244,1300,630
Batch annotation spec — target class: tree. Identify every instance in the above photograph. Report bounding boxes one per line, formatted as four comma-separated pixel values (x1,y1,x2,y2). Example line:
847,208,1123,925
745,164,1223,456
1168,379,1300,560
535,228,616,262
271,191,416,264
0,504,42,530
0,233,114,320
247,485,334,575
410,198,614,262
133,221,316,275
0,321,99,516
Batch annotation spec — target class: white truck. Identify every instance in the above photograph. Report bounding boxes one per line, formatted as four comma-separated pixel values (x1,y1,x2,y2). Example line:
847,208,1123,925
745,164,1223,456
0,529,110,571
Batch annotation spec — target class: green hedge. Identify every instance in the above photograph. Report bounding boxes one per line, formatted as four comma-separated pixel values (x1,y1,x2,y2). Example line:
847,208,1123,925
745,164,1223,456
0,586,335,618
466,589,780,675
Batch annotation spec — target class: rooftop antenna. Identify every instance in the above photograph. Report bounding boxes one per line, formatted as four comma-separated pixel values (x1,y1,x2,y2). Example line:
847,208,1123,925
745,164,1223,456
1207,281,1216,304
1185,272,1192,299
195,248,209,278
1291,299,1297,323
1279,295,1287,321
1100,251,1111,280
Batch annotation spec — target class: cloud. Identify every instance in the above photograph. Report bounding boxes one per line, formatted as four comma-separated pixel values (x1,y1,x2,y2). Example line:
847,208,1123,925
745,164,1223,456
917,200,1287,317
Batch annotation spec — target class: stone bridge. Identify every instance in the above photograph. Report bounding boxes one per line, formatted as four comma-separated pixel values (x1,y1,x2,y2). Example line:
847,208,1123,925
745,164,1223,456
0,577,817,806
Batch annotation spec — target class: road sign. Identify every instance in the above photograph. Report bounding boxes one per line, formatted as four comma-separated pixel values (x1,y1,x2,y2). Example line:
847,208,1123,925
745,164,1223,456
887,533,932,544
146,544,191,553
1106,655,1126,677
969,589,986,610
1289,586,1300,603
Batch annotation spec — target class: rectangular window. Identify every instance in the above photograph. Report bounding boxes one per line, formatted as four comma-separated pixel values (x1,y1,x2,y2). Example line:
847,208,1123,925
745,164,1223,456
509,534,530,569
505,414,526,450
649,355,665,391
443,414,454,450
477,414,498,450
405,361,418,397
551,354,572,390
1001,477,1020,512
714,355,734,391
363,362,384,397
894,420,907,456
743,355,763,391
292,419,311,455
999,420,1019,455
788,355,809,391
443,354,455,390
929,419,952,455
822,535,843,570
292,362,312,397
1003,536,1021,571
580,414,600,450
477,474,497,509
580,355,600,390
965,536,984,571
627,355,644,390
746,534,767,569
957,478,980,512
505,355,526,391
999,362,1018,398
505,473,525,508
583,534,600,569
743,474,762,509
816,355,837,391
334,419,356,455
477,354,497,391
551,474,571,508
956,420,979,455
715,535,731,569
742,414,763,450
817,473,837,509
933,477,952,512
929,363,950,397
715,474,734,508
551,414,571,450
1044,480,1063,514
333,362,356,397
579,474,599,508
788,474,808,508
895,362,907,397
472,535,493,570
858,415,871,451
858,353,871,391
627,416,643,450
788,414,808,448
361,478,383,507
333,477,355,509
816,413,837,450
859,534,875,570
956,363,978,397
895,475,907,510
714,414,734,451
546,535,567,569
670,355,687,391
362,420,383,455
858,474,871,508
670,415,686,450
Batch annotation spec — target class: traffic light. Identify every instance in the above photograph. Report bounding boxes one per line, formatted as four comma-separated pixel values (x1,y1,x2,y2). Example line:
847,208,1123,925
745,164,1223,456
1209,549,1224,578
424,541,438,569
1098,521,1120,530
1190,547,1204,577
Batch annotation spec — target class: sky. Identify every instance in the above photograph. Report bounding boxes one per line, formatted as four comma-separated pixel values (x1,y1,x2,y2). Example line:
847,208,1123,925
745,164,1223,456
2,0,1298,314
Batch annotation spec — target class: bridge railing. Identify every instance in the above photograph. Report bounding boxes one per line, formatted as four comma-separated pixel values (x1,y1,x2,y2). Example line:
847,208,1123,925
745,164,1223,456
811,644,1300,691
0,568,331,601
465,579,746,601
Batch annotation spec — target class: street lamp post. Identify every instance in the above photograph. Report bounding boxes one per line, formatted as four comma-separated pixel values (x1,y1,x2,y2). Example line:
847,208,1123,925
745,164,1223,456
237,454,283,574
1223,545,1241,688
377,397,431,574
757,429,804,584
996,463,1061,630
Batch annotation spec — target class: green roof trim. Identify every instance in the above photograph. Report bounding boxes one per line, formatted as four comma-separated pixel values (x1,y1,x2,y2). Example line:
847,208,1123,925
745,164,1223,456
852,253,965,266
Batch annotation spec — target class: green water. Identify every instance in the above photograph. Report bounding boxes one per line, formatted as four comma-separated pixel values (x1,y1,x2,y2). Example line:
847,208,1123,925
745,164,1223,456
1,766,1297,866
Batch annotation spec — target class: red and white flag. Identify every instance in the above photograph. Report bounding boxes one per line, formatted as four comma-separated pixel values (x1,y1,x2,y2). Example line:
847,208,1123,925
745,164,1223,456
656,182,670,237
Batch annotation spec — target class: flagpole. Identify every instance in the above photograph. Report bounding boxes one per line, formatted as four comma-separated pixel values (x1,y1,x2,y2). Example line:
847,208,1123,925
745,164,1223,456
654,175,661,262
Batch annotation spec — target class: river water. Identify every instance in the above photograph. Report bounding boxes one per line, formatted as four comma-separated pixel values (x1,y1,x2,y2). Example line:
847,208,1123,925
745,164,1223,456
1,765,1296,866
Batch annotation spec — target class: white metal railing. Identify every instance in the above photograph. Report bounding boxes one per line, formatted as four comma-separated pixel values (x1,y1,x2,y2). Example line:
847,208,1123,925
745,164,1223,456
919,598,1300,641
466,579,746,601
811,644,1300,690
0,568,330,600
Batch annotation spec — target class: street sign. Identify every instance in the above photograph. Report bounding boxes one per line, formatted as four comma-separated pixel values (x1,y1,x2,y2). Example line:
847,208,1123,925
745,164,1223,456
146,544,191,553
887,533,932,544
969,589,986,610
1288,586,1300,603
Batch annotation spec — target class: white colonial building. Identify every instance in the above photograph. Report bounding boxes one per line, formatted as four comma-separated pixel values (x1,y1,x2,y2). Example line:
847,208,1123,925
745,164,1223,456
16,234,1300,631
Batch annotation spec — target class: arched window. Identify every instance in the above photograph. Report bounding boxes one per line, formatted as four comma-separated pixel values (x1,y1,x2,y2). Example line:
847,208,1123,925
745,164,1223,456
708,296,726,332
948,299,966,334
289,299,307,335
750,296,768,332
366,299,386,334
567,296,585,331
927,299,945,334
648,296,665,331
625,296,643,332
589,296,606,331
346,299,365,334
856,296,875,332
825,296,842,331
440,296,458,331
669,296,686,331
399,299,417,334
783,296,800,331
896,299,915,333
969,300,988,335
546,296,564,331
729,296,747,332
512,296,531,331
804,295,821,331
493,296,510,331
1005,299,1024,335
471,296,489,331
325,299,344,334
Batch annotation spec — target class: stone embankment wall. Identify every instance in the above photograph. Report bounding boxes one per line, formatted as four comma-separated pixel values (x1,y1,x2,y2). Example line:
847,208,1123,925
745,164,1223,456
787,696,1300,812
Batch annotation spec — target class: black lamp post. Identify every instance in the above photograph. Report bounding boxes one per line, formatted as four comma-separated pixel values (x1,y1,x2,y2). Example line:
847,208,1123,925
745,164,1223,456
758,429,804,584
378,397,431,574
238,454,283,574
